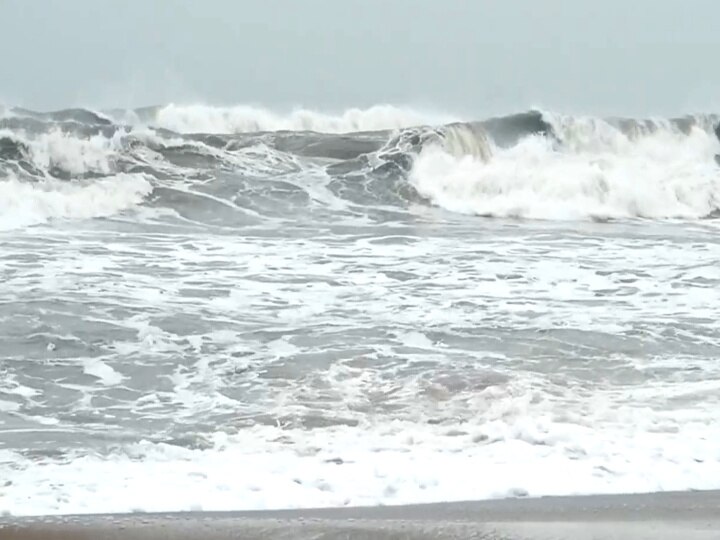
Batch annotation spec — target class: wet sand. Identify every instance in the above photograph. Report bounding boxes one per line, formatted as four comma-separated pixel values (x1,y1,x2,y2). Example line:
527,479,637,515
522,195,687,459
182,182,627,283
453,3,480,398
2,489,719,539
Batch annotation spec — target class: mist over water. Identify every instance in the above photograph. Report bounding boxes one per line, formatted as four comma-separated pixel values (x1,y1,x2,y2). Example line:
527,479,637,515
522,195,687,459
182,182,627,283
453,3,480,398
1,100,720,515
3,0,720,116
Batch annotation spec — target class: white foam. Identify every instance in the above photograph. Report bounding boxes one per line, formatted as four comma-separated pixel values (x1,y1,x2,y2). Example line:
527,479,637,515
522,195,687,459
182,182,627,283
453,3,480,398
1,392,718,516
148,104,456,134
2,219,720,515
411,124,720,220
0,173,153,229
81,358,125,386
0,128,123,176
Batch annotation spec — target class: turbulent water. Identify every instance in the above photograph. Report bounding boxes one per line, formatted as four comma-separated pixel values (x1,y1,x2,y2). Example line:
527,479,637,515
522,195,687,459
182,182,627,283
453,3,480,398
1,103,720,516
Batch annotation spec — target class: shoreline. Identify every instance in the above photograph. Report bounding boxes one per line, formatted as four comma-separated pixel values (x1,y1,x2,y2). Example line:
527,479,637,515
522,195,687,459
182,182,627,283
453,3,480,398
2,489,719,539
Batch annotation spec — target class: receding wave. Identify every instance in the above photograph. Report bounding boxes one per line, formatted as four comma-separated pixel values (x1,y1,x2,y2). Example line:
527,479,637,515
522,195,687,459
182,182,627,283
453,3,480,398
1,103,719,225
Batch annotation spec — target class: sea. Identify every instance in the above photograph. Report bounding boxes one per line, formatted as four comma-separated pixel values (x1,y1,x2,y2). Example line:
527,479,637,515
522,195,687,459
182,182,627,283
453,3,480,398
1,103,719,516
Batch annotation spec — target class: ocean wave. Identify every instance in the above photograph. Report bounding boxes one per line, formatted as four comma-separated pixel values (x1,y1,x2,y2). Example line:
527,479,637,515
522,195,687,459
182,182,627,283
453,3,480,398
0,173,153,229
1,104,719,224
11,128,121,176
410,122,720,220
124,103,458,134
11,106,113,125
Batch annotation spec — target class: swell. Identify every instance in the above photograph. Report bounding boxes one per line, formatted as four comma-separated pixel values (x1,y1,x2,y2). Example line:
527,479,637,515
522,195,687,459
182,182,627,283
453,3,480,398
8,107,113,126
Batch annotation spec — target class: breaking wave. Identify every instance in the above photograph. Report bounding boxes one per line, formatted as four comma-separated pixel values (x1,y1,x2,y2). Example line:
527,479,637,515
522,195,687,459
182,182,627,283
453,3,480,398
411,114,720,220
119,103,457,134
0,173,152,229
1,103,719,226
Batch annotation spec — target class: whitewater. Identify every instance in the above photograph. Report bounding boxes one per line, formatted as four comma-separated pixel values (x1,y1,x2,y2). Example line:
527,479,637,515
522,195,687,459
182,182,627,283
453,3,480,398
1,103,720,516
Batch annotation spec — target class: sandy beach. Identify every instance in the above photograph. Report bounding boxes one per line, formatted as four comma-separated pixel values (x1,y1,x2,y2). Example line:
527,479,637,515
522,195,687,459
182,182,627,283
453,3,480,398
2,490,719,540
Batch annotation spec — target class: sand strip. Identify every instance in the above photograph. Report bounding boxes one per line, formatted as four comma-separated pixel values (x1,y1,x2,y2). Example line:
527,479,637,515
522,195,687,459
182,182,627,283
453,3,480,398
2,489,719,539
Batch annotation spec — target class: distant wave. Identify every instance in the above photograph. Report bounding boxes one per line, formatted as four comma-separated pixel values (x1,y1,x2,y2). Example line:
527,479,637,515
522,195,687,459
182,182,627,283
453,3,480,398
4,106,114,126
116,104,459,134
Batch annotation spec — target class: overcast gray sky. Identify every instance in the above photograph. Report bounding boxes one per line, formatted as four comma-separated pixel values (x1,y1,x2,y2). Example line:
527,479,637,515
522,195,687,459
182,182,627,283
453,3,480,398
1,0,718,117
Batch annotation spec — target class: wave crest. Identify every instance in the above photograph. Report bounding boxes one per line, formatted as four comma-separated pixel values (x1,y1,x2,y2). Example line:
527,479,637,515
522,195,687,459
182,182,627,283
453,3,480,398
0,173,153,229
410,122,720,220
137,104,457,134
